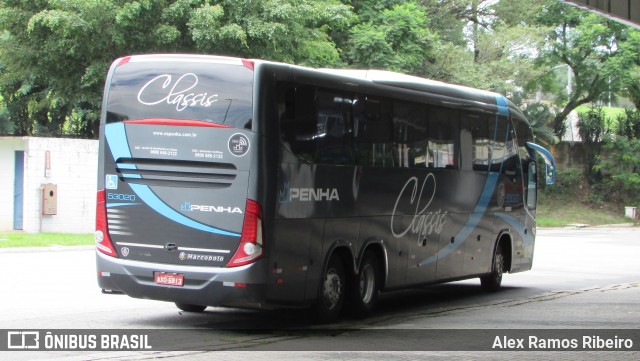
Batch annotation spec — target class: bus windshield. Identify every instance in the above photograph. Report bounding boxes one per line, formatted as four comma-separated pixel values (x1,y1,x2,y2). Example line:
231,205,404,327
105,58,253,129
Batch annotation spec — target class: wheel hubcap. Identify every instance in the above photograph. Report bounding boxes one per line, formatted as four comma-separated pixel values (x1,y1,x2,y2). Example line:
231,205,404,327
323,268,342,310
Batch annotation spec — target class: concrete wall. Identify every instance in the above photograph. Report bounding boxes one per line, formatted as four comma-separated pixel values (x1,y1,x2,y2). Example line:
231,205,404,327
0,137,26,231
552,142,588,171
0,137,98,233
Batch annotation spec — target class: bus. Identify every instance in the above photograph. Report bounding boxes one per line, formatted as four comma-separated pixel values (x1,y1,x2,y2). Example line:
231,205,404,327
96,54,555,320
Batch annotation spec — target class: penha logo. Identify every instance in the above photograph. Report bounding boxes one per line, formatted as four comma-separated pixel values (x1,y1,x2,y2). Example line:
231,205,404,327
228,133,250,157
180,201,242,214
279,181,340,203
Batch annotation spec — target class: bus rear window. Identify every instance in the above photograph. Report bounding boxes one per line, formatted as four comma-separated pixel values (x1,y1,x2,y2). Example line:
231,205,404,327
106,61,253,129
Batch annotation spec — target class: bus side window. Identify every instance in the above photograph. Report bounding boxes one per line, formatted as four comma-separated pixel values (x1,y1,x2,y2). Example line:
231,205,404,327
315,91,355,165
353,96,394,167
461,114,490,172
428,107,459,169
393,101,428,168
278,83,317,163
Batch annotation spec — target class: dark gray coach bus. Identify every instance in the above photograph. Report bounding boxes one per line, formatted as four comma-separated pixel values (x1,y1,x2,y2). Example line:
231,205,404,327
96,54,555,320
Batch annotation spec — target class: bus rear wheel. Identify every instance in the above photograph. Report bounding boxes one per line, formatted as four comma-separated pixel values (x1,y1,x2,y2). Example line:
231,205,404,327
314,255,346,322
348,251,380,317
175,303,207,313
481,245,504,292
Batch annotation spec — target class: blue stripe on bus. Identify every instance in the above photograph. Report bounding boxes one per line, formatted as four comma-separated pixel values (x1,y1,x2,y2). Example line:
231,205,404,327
105,123,133,161
104,123,240,237
496,96,509,116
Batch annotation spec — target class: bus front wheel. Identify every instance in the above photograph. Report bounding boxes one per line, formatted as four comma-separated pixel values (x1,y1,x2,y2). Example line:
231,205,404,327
314,255,346,322
481,245,504,292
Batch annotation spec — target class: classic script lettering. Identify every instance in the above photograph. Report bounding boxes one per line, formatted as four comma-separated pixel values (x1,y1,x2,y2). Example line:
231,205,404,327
137,73,218,111
390,174,448,243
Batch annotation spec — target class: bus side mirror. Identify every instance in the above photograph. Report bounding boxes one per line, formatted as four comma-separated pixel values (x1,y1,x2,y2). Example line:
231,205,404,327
526,142,556,186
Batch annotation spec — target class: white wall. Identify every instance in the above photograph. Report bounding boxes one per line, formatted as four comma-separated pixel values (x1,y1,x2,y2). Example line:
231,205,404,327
0,137,26,231
0,137,98,233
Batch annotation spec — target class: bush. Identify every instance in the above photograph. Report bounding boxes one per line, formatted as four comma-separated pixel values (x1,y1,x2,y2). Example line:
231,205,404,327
593,135,640,207
540,167,584,200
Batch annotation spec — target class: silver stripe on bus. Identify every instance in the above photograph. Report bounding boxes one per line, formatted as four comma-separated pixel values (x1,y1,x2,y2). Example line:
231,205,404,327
115,242,231,254
116,242,164,249
178,247,231,254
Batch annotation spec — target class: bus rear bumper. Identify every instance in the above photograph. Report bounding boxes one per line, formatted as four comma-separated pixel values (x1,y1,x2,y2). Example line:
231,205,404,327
96,251,269,308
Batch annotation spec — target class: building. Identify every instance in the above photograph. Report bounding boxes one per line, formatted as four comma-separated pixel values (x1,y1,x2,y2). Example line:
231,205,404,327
0,137,98,233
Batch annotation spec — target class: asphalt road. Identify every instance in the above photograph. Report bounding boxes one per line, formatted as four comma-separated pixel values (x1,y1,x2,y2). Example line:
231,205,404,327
1,227,638,360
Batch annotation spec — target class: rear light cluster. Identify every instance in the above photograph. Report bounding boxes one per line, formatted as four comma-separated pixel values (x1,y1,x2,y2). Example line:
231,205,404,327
95,190,117,257
227,199,264,267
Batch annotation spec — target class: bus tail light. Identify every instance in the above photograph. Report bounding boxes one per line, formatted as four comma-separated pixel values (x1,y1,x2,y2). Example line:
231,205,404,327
241,59,255,71
227,199,263,267
95,190,117,257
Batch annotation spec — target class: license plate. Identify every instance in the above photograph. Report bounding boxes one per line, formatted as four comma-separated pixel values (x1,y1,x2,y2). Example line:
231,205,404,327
154,272,184,287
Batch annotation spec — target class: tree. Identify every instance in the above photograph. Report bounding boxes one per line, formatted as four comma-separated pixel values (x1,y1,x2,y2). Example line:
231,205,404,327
345,2,437,75
412,0,547,99
521,102,558,148
594,134,640,206
188,0,353,66
0,0,354,138
535,1,638,137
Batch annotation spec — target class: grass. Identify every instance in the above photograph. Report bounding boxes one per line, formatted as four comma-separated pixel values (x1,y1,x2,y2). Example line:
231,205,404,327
536,196,633,227
0,232,93,248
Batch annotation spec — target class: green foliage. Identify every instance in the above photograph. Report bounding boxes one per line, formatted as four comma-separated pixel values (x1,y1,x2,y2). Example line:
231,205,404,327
593,133,640,205
346,2,437,74
615,108,640,139
521,102,558,147
0,0,354,138
535,1,638,137
540,167,584,199
577,105,612,179
0,104,11,135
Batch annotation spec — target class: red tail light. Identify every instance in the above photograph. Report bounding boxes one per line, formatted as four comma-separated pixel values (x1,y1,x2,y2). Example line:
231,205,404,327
227,199,263,267
241,59,255,71
95,190,117,257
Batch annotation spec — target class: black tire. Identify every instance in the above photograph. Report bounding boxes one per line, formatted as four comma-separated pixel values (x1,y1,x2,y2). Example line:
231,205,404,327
175,303,207,313
314,255,346,322
481,244,505,292
348,251,381,317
